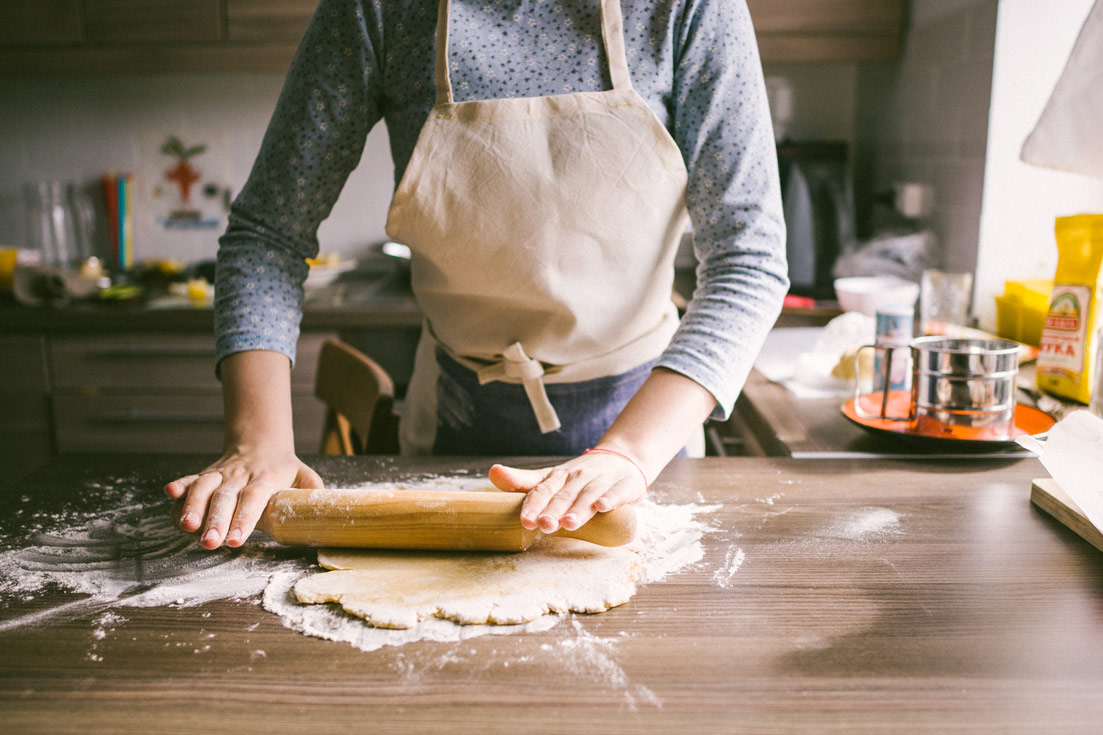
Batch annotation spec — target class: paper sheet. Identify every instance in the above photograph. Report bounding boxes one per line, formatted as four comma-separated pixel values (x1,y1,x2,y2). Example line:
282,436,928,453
1018,410,1103,532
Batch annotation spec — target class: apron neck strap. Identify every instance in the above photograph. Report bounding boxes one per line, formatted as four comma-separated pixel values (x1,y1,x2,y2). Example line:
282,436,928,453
434,0,633,106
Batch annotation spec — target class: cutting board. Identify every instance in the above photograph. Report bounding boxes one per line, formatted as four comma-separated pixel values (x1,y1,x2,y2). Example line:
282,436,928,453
1030,477,1103,553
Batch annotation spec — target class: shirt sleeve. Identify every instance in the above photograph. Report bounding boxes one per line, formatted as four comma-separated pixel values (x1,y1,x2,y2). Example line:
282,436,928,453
654,0,790,420
214,0,383,372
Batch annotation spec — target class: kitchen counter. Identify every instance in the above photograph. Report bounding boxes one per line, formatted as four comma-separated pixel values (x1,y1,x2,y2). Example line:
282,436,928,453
733,368,1040,458
0,271,424,334
3,454,1102,733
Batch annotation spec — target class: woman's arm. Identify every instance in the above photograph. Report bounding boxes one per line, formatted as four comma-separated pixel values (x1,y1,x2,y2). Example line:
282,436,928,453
492,0,788,528
164,350,323,549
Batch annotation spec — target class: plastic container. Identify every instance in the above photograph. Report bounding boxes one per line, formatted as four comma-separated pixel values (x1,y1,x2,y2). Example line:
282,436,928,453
834,276,920,316
995,279,1052,347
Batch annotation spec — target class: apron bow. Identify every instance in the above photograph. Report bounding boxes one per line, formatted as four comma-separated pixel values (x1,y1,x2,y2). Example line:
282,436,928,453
477,342,562,434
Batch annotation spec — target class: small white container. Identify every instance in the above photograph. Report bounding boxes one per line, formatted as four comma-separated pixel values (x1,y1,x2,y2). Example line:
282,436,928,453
834,276,920,316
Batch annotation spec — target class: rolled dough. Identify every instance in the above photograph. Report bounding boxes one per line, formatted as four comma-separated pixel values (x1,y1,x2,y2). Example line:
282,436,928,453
293,537,641,629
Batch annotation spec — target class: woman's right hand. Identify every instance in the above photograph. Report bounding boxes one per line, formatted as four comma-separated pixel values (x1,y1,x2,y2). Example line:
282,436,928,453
165,447,323,550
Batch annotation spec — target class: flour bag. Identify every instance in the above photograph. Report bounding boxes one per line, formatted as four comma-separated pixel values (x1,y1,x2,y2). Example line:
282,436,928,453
1037,214,1103,404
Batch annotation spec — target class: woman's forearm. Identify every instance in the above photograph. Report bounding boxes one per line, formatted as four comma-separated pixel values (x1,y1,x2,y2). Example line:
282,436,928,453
219,350,296,452
595,367,718,481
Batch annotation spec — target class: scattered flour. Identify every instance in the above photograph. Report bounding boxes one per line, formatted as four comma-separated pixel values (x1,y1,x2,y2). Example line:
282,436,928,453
712,545,747,588
827,507,902,541
0,501,303,633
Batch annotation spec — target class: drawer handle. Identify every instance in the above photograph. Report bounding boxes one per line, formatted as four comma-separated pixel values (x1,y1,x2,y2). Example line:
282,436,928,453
90,346,217,357
97,409,224,424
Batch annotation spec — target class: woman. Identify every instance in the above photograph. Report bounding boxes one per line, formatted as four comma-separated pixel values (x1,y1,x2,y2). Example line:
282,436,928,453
166,0,788,549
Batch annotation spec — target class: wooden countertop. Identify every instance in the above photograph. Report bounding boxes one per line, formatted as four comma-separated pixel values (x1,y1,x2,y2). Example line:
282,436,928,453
3,454,1102,733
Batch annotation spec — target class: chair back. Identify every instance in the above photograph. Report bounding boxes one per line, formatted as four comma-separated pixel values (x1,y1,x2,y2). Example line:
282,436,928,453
314,339,397,454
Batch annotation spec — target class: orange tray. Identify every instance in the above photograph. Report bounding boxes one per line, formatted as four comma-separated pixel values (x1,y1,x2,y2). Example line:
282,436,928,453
841,391,1055,449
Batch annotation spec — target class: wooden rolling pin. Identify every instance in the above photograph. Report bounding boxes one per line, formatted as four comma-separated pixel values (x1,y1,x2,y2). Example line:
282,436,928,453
248,488,637,552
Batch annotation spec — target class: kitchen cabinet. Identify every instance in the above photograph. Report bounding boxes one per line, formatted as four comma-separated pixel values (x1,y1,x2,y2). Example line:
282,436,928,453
46,332,329,455
0,335,53,489
748,0,905,62
0,324,333,484
0,0,318,75
0,0,904,75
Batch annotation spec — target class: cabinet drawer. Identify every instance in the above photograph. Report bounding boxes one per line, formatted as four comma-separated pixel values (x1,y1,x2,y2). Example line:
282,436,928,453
49,332,331,391
0,335,51,430
53,392,327,455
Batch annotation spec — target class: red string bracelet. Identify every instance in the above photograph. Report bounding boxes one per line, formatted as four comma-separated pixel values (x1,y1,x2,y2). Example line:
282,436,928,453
583,447,649,492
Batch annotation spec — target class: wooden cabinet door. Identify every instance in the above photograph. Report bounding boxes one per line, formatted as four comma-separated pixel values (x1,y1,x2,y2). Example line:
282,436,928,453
0,0,82,46
747,0,905,62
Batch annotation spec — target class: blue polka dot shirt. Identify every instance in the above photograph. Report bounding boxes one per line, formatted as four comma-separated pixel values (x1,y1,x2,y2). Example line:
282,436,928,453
215,0,789,420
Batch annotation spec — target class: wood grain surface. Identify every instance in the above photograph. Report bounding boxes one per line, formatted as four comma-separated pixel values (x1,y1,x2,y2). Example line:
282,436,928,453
2,454,1103,734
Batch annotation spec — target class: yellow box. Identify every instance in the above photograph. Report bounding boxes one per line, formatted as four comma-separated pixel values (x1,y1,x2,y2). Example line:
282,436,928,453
995,279,1052,347
0,248,16,292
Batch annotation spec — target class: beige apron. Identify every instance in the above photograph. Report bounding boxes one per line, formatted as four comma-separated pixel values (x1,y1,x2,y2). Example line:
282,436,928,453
386,0,690,454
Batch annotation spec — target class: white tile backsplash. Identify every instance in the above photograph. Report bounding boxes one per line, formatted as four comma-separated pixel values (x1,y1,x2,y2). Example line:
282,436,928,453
855,0,998,274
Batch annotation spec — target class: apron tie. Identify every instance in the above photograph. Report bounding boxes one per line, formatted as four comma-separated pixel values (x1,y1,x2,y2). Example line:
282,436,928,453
477,342,562,434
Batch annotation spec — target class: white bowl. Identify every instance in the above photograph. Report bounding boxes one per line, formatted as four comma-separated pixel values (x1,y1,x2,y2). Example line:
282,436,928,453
834,276,919,316
304,260,357,289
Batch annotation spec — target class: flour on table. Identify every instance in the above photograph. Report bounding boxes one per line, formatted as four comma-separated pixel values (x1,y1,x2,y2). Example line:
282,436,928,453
0,499,304,633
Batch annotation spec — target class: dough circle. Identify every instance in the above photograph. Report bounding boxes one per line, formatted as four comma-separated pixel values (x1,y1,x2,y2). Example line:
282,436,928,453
293,538,641,629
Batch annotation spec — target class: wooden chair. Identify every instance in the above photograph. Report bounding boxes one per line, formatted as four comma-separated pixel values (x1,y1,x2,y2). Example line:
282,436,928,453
314,338,399,455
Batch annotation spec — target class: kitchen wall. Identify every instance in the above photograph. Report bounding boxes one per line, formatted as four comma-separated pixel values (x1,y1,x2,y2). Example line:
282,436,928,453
3,0,1096,323
0,73,394,265
0,61,863,269
853,0,998,276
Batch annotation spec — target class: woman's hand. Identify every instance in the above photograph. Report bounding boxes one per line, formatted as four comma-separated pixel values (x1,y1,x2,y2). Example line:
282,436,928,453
490,368,718,534
165,449,323,549
489,448,649,534
170,349,312,549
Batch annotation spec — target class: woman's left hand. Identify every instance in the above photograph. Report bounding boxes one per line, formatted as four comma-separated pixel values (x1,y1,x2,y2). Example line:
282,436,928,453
488,449,649,534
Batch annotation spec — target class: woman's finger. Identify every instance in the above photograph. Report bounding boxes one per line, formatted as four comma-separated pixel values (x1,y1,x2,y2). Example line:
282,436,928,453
518,469,568,530
164,474,199,499
224,479,278,547
559,479,615,531
200,482,245,549
177,472,225,532
594,477,647,513
534,472,600,533
295,463,326,489
488,464,551,493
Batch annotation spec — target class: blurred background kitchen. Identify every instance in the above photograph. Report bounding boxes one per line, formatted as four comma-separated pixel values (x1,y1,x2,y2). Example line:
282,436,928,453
1,0,1100,481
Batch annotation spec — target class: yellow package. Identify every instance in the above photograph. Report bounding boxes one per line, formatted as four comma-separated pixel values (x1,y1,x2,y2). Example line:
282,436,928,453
1037,214,1103,403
